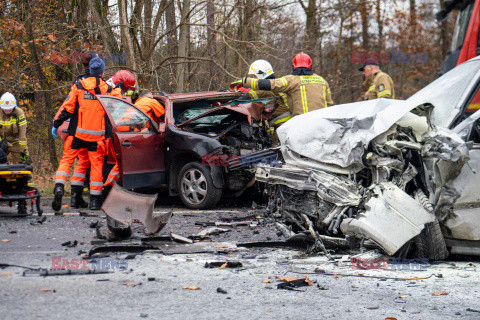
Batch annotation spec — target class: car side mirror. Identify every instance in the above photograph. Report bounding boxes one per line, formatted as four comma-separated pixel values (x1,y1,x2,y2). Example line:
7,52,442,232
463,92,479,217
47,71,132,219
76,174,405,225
158,123,166,132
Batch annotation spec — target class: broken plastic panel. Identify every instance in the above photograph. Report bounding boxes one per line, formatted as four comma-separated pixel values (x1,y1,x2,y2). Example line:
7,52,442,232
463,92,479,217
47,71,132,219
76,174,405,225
101,184,172,234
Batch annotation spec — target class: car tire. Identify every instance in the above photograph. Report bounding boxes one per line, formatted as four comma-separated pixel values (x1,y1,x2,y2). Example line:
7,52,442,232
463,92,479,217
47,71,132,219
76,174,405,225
177,161,222,209
413,190,449,261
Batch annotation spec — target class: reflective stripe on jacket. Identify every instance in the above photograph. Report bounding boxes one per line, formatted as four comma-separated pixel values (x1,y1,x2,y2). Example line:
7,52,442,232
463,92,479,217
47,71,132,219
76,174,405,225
53,77,122,142
245,74,334,117
364,71,395,100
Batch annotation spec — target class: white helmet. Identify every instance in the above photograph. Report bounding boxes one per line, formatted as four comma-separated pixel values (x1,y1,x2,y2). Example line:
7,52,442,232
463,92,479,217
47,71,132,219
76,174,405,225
0,92,17,111
248,60,274,79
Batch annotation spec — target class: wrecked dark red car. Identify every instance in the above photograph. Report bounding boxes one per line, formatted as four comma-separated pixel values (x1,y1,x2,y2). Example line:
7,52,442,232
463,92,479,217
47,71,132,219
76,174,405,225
96,91,272,209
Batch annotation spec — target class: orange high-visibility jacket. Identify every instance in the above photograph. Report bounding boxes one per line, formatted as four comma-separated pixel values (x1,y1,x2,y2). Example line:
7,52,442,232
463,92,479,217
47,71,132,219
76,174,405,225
54,77,122,141
134,97,165,122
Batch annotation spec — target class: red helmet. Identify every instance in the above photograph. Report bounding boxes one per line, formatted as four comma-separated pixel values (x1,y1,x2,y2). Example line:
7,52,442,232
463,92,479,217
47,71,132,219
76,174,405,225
112,70,136,90
292,52,312,69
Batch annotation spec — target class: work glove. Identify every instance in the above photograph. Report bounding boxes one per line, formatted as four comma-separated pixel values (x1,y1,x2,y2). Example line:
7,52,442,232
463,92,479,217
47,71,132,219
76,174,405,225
51,127,57,139
20,153,32,165
229,79,244,91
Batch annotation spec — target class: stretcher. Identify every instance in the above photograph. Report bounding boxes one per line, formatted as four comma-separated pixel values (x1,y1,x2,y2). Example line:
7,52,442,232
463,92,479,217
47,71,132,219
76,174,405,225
0,163,43,216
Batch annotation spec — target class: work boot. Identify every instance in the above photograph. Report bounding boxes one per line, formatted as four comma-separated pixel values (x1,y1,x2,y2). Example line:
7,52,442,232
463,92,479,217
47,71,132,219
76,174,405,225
70,185,88,208
89,195,101,210
51,183,64,211
100,185,113,207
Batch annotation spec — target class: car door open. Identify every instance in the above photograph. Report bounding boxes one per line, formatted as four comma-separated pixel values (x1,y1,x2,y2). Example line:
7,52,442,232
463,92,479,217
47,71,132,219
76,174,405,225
98,96,166,189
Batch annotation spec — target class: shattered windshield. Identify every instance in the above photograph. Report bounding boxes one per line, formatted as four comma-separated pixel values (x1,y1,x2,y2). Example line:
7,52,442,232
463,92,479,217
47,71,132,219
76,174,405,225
406,59,480,127
177,107,229,125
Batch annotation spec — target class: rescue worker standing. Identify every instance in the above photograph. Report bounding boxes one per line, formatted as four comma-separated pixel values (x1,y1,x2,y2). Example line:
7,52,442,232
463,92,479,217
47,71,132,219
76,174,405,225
240,60,290,144
242,53,333,117
0,92,30,164
51,57,122,211
359,58,395,100
52,51,96,209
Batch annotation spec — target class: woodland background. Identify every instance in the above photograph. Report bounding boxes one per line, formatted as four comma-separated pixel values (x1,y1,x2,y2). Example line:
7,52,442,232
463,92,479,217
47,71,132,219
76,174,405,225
0,0,456,191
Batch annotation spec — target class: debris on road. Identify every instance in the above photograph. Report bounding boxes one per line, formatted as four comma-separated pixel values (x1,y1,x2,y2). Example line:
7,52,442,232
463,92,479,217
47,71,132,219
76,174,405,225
102,184,172,236
1,239,11,242
122,282,141,287
196,227,230,237
204,261,243,268
216,287,227,294
431,291,449,296
61,240,78,247
277,277,313,290
0,272,12,277
23,269,112,276
170,233,193,244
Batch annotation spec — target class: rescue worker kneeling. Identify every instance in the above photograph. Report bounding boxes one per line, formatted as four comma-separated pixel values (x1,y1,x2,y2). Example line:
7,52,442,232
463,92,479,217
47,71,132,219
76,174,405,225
51,57,122,211
0,92,31,164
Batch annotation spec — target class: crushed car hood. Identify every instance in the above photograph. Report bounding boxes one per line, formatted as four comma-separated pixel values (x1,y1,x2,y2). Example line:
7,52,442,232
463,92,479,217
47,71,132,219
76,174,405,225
277,98,422,169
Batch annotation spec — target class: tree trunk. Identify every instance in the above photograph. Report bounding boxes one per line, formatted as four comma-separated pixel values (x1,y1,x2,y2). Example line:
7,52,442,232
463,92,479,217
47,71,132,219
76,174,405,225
177,0,190,92
303,0,318,56
376,0,383,52
207,0,219,89
360,0,369,51
87,0,119,54
118,0,136,70
24,6,58,170
165,0,178,92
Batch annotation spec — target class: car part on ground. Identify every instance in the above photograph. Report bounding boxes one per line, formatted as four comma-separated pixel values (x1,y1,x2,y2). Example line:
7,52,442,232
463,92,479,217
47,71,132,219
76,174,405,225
101,184,172,237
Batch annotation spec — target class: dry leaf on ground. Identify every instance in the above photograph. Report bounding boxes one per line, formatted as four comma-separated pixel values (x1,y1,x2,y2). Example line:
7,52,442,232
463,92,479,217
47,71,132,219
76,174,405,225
122,282,141,287
1,239,11,242
278,276,299,282
40,289,52,292
0,272,12,277
431,291,448,296
183,286,201,290
262,279,273,283
219,263,227,269
398,295,409,299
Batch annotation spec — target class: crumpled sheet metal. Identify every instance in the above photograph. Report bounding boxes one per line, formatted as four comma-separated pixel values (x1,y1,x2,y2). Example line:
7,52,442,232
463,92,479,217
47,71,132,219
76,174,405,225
101,184,171,234
277,98,418,168
340,183,435,255
256,166,362,206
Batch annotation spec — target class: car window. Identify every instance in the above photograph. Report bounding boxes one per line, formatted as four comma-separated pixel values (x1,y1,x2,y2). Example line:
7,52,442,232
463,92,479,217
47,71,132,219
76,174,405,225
101,97,155,133
406,60,480,128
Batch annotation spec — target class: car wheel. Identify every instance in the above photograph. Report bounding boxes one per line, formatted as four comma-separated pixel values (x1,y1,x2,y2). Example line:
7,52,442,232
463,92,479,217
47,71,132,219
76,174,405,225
178,161,222,209
413,190,449,261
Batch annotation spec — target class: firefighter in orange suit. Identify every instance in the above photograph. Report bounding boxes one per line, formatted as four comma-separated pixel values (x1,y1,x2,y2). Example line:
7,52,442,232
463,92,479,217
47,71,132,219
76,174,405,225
242,52,333,117
52,52,96,209
51,57,122,211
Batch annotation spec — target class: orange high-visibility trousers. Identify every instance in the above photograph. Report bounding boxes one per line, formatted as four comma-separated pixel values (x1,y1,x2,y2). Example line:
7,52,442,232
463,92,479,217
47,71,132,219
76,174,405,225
104,163,120,187
55,136,89,185
55,137,105,196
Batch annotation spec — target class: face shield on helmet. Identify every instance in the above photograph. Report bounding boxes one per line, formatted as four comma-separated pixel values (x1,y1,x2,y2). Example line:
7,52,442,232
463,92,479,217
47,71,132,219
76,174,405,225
0,92,17,111
248,60,274,79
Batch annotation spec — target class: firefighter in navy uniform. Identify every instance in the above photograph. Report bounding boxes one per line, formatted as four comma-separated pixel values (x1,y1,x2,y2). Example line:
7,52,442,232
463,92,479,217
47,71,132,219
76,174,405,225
0,92,30,164
51,57,122,211
359,58,395,100
242,53,333,118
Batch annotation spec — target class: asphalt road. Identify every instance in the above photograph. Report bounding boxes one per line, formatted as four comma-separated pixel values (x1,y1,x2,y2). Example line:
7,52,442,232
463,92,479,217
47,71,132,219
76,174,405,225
1,196,480,320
